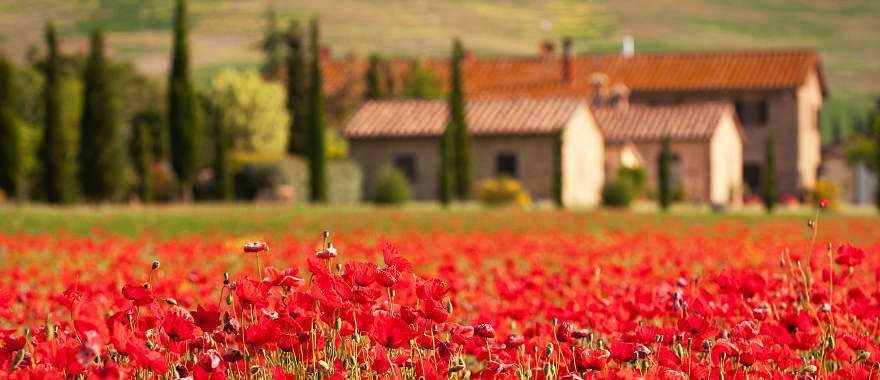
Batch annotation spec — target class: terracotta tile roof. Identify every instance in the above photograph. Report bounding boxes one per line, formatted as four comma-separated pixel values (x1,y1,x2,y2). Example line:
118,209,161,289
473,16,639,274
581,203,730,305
322,49,825,98
342,97,586,138
594,101,737,143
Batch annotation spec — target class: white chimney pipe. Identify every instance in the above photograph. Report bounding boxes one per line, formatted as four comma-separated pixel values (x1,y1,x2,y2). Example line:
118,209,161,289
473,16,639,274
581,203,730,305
622,36,634,57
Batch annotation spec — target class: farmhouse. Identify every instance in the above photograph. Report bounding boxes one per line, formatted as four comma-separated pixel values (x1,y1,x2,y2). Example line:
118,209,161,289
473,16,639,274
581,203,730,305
323,45,825,200
342,97,604,206
595,100,744,205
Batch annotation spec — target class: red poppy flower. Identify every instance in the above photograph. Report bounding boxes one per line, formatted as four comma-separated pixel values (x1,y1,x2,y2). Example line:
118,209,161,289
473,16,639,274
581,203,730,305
836,244,866,267
121,284,154,306
344,262,376,287
191,304,221,332
163,306,195,342
369,315,414,349
573,347,610,371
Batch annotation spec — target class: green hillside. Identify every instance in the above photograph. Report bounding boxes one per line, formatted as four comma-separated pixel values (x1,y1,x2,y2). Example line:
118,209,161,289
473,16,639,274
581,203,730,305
1,0,878,133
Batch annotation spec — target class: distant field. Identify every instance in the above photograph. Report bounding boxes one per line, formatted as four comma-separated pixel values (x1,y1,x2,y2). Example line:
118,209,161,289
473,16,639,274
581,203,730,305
0,203,874,239
1,0,878,97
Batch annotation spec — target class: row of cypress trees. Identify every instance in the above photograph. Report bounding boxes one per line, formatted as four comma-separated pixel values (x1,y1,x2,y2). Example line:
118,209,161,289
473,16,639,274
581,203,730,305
0,0,331,204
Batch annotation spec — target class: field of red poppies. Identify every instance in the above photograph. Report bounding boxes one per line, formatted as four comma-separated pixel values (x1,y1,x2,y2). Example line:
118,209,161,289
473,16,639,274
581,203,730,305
0,206,879,379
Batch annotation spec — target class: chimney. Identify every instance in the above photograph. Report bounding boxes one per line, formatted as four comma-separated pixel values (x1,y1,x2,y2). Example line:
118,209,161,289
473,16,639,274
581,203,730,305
608,83,630,110
541,40,556,62
589,73,608,108
319,46,332,61
561,37,573,83
622,36,634,57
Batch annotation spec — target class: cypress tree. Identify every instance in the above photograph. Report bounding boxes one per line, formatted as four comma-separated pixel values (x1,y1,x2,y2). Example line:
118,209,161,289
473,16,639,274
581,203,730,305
658,136,672,211
763,133,778,212
285,20,307,156
209,104,233,200
449,39,472,199
306,18,327,202
0,55,23,200
79,28,126,201
130,117,154,202
365,54,382,100
39,23,76,204
260,6,284,79
168,0,200,201
552,131,563,208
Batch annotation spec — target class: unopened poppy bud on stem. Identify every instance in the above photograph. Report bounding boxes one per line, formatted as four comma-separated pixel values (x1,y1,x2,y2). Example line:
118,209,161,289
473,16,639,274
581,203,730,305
151,260,160,270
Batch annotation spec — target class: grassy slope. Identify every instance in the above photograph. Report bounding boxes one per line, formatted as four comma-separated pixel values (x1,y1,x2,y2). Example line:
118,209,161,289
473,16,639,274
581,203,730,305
0,0,877,130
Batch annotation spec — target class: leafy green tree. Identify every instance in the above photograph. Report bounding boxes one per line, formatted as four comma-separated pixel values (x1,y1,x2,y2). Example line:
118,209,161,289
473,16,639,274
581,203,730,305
205,69,290,158
873,104,880,209
658,136,672,211
763,133,778,212
306,18,327,202
168,0,200,201
260,6,285,80
365,54,383,100
79,28,126,201
39,23,77,204
285,20,307,156
130,116,154,202
552,132,563,207
0,55,23,199
448,39,472,199
401,60,443,99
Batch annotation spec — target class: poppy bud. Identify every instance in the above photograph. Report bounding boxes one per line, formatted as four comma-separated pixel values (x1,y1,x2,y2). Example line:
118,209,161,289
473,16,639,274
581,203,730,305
449,365,465,373
146,340,155,349
334,317,342,330
223,272,230,285
804,364,817,373
222,348,244,363
226,294,233,305
151,260,160,270
243,242,269,253
251,365,262,374
318,360,331,371
446,300,454,314
857,350,871,362
142,282,151,289
819,199,829,209
165,298,178,305
474,323,495,339
807,219,815,229
544,343,554,358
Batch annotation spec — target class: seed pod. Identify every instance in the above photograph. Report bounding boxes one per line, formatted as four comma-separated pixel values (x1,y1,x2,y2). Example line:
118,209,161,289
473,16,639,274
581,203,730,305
165,298,178,306
151,260,160,270
250,365,262,374
318,360,331,371
142,282,151,289
226,294,233,305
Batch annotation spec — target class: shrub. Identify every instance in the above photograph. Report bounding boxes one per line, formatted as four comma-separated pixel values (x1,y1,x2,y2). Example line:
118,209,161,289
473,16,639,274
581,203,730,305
617,166,646,195
232,156,362,203
810,179,841,210
478,176,531,207
602,177,635,208
372,167,411,205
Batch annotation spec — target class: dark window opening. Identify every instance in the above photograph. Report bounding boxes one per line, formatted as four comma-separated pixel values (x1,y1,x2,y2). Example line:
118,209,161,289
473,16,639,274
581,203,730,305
744,163,761,193
393,154,417,181
496,153,518,178
735,100,769,126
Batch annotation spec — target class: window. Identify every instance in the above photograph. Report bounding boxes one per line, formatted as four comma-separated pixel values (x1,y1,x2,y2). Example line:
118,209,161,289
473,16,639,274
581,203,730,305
496,153,518,178
393,154,417,181
744,163,761,193
735,100,769,126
